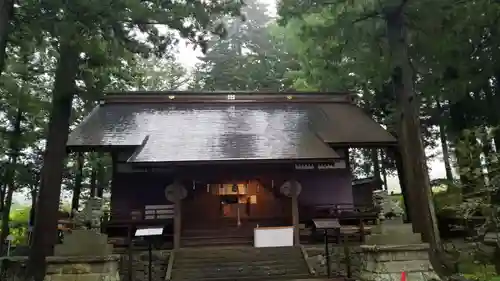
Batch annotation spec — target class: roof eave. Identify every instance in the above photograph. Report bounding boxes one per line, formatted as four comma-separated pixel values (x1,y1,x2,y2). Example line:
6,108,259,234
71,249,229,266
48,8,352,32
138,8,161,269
66,144,140,153
328,141,398,148
126,157,344,167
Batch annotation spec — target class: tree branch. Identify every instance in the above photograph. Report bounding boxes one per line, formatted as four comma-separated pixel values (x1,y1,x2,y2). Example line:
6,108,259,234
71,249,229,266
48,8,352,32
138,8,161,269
353,10,382,24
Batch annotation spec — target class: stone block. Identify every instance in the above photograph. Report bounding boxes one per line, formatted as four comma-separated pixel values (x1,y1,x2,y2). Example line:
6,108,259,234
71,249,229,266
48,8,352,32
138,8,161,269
46,272,119,281
366,223,422,245
360,271,440,281
54,230,113,257
366,233,421,245
43,256,121,281
359,244,440,281
364,260,433,273
364,249,430,262
60,264,93,274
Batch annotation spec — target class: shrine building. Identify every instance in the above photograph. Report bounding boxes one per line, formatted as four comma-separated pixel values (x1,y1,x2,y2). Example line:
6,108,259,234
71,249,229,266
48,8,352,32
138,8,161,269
66,91,401,249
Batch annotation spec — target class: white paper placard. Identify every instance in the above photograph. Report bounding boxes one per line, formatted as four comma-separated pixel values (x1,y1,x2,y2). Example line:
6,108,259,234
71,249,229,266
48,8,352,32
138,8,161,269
135,227,163,237
254,226,294,248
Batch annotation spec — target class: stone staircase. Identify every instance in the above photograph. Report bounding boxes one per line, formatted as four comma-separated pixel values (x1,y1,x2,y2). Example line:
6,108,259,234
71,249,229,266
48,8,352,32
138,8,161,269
182,225,254,247
170,246,312,281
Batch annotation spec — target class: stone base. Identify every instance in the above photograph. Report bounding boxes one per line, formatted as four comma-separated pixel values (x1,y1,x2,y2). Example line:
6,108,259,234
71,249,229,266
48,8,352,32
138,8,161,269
45,256,121,281
359,244,440,281
366,223,421,245
54,230,113,257
304,245,363,277
0,255,121,281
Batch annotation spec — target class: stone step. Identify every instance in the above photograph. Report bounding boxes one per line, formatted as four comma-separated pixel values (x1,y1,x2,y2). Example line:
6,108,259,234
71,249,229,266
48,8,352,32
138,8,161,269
178,246,300,254
171,246,310,281
172,268,310,280
171,272,313,281
174,253,303,263
176,248,302,260
173,262,308,275
182,237,253,247
182,229,254,237
174,258,306,268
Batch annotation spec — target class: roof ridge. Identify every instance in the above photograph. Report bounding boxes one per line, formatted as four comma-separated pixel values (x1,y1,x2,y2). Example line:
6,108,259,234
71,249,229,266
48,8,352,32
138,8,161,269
100,91,354,104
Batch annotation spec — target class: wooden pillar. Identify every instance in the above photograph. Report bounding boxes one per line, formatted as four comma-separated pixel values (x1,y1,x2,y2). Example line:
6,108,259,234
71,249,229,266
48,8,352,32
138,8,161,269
171,181,185,250
290,180,300,246
174,197,181,249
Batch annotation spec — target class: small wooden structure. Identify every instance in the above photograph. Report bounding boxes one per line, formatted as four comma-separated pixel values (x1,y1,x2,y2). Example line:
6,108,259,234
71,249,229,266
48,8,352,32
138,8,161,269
66,91,399,248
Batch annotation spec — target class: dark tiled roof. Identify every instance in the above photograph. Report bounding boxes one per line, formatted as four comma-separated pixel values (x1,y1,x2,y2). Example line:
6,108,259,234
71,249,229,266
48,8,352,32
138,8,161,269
68,103,340,163
317,103,396,145
67,92,396,163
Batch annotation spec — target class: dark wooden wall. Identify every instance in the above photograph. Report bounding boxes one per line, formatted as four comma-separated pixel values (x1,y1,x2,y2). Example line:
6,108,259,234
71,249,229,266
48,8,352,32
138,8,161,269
110,148,356,226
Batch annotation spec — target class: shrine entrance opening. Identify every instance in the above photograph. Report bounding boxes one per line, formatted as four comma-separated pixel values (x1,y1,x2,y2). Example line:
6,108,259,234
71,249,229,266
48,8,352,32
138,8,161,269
180,176,293,246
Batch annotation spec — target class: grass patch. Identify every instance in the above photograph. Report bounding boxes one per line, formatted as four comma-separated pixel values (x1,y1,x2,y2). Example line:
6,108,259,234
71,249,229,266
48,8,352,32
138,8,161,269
458,261,497,281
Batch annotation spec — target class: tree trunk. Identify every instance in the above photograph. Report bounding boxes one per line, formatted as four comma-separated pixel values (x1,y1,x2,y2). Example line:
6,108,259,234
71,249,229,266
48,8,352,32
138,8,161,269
0,0,13,76
349,148,357,175
70,152,84,213
30,184,38,210
0,184,5,211
0,106,22,254
492,73,500,150
435,98,454,181
384,0,443,261
90,162,97,197
392,148,413,224
371,149,381,184
454,130,485,193
381,151,388,190
479,127,495,180
28,172,39,246
25,42,79,281
0,185,14,254
96,152,105,198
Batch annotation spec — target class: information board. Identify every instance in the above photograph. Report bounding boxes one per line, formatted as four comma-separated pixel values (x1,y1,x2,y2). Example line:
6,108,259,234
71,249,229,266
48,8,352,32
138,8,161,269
135,227,164,237
312,218,341,230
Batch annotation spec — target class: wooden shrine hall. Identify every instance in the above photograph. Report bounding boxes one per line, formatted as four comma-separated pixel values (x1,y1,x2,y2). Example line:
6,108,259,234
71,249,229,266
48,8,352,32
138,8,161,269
66,91,400,249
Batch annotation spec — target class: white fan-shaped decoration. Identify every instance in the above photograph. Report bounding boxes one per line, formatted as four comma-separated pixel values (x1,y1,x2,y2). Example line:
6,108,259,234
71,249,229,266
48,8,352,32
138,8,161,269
280,180,302,197
165,183,187,201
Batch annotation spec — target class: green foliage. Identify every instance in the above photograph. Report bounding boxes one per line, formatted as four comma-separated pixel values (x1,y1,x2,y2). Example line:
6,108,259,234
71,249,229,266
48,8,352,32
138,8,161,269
460,263,496,281
0,206,30,245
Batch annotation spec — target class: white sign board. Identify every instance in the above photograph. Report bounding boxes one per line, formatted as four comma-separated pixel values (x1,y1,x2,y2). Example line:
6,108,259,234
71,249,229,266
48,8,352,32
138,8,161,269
135,227,163,237
254,226,294,248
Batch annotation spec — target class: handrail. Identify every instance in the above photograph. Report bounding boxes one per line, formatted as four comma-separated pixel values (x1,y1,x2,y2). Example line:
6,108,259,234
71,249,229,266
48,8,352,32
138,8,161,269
299,245,315,275
164,250,175,281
